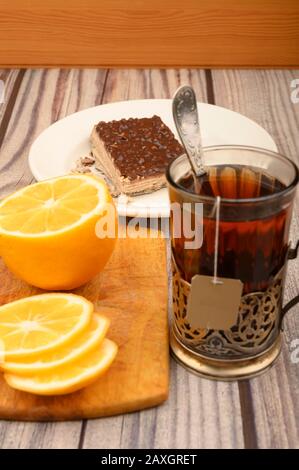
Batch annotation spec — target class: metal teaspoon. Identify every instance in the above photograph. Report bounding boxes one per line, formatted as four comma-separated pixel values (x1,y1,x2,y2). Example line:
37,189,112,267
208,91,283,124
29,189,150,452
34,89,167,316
172,85,206,181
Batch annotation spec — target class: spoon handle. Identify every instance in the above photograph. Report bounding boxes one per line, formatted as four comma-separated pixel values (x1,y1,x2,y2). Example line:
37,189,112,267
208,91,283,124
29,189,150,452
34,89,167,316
172,85,206,177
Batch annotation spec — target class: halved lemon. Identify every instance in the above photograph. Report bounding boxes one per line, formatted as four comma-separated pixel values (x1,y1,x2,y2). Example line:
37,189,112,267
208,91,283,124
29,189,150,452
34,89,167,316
0,174,117,290
4,338,118,395
0,293,93,360
1,313,109,375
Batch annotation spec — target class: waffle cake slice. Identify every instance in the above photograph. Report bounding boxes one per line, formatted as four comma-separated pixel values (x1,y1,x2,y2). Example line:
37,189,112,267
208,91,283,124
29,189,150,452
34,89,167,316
90,115,183,195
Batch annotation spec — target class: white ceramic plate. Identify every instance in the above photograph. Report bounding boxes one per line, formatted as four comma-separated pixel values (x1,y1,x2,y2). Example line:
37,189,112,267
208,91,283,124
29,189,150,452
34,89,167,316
29,99,277,217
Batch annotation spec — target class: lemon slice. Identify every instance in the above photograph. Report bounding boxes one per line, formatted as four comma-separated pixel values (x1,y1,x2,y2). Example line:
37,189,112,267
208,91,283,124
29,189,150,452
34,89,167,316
4,339,118,395
0,293,93,360
1,313,109,375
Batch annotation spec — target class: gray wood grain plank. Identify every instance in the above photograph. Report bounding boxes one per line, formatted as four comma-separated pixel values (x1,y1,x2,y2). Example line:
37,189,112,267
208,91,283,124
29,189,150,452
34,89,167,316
0,68,107,449
0,68,107,198
82,69,245,450
102,69,208,103
83,366,244,449
0,421,82,449
0,69,20,123
212,69,299,448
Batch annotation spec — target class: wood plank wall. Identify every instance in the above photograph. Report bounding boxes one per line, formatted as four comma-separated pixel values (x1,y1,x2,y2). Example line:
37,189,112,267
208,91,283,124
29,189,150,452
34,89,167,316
0,0,298,68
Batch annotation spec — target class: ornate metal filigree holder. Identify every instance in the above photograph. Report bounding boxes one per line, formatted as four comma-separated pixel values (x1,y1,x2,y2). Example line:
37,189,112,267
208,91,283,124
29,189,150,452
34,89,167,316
170,243,299,380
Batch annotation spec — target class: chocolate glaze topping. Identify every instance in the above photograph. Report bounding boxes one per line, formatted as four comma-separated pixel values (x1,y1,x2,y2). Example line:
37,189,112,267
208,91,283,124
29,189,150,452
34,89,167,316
96,115,183,180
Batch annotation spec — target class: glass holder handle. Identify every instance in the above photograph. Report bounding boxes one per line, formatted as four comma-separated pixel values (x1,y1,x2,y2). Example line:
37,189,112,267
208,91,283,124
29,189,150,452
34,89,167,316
281,240,299,326
287,240,299,260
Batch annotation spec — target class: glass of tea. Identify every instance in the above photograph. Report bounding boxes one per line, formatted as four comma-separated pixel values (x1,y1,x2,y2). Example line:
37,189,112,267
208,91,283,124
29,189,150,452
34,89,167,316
166,145,298,380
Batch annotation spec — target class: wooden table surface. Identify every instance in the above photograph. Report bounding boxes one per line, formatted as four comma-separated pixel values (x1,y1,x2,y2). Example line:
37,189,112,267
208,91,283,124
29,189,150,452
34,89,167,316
0,68,298,449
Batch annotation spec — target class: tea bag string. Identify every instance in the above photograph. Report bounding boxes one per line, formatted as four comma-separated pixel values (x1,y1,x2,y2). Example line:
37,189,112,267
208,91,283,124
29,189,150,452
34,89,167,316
212,196,223,285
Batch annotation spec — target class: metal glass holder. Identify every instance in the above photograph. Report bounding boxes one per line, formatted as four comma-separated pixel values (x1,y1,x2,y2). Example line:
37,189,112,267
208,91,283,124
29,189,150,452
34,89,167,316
170,243,299,381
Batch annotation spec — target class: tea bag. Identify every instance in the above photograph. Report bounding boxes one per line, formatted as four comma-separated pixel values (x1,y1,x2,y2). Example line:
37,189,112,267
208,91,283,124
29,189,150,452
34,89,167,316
186,196,243,330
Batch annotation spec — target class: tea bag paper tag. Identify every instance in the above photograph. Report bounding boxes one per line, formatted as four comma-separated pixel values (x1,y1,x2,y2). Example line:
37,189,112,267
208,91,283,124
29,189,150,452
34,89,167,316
186,275,243,330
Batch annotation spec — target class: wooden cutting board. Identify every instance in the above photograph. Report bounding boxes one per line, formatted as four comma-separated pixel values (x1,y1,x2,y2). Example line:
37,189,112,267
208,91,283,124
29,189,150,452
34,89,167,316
0,233,169,421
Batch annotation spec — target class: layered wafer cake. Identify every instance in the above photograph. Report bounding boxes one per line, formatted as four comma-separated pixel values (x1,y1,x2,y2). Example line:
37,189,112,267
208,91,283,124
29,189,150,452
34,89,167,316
90,115,183,195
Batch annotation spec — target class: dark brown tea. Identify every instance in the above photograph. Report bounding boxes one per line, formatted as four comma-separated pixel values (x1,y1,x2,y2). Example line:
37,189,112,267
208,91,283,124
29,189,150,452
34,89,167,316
171,165,292,294
179,164,286,198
